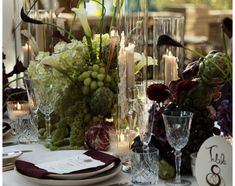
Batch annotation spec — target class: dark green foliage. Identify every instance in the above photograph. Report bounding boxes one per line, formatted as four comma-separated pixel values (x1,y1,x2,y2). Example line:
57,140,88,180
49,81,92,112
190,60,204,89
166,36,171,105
90,87,114,116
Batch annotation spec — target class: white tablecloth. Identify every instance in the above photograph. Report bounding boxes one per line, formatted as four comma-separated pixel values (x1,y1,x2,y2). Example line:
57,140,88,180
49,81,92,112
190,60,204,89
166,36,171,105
3,135,199,186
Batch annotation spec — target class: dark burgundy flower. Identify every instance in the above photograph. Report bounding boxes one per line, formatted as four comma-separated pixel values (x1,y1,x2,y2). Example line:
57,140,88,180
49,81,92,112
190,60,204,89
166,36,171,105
175,80,197,105
169,79,182,100
176,80,197,95
147,83,171,103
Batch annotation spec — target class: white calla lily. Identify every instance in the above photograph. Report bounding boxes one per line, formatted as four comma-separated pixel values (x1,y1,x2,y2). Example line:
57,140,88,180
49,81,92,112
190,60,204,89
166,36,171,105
72,8,92,37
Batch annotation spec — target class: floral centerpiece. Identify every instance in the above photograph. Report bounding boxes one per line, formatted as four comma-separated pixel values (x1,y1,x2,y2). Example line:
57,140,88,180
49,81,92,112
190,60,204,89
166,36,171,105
141,30,232,178
23,1,121,150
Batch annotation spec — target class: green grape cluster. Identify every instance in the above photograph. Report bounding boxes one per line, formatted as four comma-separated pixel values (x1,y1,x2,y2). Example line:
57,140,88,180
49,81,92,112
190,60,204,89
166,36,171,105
77,63,113,95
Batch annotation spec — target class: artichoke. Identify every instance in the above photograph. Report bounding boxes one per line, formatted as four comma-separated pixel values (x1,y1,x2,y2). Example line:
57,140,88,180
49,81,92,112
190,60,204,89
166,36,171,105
199,50,231,87
181,80,214,110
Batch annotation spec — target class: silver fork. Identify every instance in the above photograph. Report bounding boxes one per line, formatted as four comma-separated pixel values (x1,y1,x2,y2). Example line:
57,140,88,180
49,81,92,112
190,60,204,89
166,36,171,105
107,182,133,186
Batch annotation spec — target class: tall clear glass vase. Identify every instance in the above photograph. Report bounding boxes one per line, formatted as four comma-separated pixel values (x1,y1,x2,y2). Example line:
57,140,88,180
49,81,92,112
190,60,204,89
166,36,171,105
153,16,184,86
117,0,149,126
118,0,149,88
116,0,152,175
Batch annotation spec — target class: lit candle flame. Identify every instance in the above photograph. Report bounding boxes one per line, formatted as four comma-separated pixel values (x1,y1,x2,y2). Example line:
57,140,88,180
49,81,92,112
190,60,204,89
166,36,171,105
166,49,173,56
120,133,125,142
16,102,22,110
23,43,32,50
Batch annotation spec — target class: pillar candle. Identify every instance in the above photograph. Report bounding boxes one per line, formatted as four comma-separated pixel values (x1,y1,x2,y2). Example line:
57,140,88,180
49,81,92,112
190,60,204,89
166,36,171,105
36,11,48,51
22,43,32,67
163,50,178,86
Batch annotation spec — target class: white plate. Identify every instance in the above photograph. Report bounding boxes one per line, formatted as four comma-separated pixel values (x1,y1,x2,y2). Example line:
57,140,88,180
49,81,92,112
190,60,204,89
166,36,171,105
3,150,23,165
3,150,23,161
47,162,115,180
16,163,122,186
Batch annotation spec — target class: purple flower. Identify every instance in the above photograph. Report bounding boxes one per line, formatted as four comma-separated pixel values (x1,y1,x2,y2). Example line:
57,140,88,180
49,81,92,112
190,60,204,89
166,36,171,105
216,99,232,136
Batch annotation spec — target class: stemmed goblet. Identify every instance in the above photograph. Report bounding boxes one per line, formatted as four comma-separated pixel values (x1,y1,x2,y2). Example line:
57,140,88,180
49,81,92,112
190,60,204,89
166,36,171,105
162,111,193,186
24,75,39,126
138,98,156,150
32,77,59,144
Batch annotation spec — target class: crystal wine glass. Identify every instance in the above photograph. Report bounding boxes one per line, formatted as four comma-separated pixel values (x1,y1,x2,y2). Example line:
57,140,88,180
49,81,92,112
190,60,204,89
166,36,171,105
24,75,39,124
138,98,156,149
162,111,193,186
32,78,59,144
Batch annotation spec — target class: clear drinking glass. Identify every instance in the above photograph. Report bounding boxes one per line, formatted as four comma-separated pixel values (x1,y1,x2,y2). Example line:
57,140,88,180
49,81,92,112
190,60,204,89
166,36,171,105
162,111,193,186
131,147,159,185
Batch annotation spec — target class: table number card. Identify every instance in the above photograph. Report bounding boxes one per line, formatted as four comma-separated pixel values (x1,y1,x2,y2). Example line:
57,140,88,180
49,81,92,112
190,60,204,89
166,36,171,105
195,136,232,186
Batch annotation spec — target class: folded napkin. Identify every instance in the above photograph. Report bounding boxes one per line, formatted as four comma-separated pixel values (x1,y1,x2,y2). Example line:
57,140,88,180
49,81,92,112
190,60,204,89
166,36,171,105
3,122,11,134
15,149,120,179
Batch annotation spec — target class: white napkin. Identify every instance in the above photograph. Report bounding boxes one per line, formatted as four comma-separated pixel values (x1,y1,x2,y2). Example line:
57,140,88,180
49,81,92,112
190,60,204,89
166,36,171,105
35,154,105,174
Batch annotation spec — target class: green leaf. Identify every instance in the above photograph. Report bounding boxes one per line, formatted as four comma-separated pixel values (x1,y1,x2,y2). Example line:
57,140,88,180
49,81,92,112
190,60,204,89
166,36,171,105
134,53,155,74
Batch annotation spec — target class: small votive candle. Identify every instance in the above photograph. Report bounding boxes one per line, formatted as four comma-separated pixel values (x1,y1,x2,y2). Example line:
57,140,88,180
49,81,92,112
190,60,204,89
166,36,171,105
7,101,30,121
110,129,130,157
118,131,129,156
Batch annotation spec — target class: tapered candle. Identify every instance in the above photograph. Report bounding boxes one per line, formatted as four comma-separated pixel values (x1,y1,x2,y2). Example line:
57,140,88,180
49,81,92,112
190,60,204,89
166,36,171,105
125,43,135,89
118,32,129,119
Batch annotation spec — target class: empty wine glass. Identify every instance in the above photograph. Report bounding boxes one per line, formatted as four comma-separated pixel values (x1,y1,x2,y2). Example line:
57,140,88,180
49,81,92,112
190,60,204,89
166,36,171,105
138,99,156,149
32,78,59,144
162,111,193,186
24,75,39,125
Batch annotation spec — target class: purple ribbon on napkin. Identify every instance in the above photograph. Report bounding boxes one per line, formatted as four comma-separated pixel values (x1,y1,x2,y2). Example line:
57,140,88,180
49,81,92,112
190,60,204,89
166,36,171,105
15,149,120,179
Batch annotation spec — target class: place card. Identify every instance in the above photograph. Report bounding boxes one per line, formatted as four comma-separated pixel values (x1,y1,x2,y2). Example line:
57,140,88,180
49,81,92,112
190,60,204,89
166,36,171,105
36,154,105,174
195,136,232,186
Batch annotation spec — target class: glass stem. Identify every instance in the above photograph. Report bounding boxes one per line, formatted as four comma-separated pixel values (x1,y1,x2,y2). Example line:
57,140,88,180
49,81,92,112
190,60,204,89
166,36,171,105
174,150,182,184
45,114,51,141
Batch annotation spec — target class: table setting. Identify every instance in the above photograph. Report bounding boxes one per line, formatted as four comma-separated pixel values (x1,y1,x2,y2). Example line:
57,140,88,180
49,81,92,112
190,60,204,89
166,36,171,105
2,141,199,186
2,0,232,186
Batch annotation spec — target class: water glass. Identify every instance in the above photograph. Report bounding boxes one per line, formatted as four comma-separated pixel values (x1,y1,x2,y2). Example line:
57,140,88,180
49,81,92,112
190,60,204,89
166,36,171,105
15,115,39,144
131,147,159,185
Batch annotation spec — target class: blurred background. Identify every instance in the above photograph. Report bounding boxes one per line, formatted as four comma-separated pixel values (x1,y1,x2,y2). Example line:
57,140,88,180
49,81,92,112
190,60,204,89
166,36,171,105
2,0,233,85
